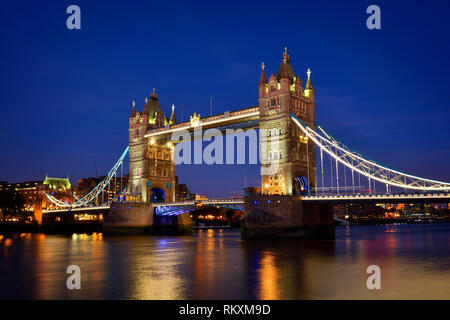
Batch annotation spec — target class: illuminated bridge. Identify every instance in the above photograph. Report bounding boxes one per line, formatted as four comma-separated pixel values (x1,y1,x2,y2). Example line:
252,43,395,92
44,112,450,216
43,50,450,231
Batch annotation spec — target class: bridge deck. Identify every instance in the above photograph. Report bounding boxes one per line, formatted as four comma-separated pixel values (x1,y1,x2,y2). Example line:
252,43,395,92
44,193,450,215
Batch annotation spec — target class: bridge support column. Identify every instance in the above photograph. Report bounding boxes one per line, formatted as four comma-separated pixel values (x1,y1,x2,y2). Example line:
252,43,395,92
153,212,193,235
242,195,334,240
104,203,154,235
104,203,193,235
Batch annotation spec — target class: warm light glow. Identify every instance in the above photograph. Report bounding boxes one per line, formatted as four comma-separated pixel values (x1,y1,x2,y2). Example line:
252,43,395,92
150,139,155,145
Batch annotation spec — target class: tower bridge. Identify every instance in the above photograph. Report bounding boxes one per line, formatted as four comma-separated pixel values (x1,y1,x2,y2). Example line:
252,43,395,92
43,48,450,238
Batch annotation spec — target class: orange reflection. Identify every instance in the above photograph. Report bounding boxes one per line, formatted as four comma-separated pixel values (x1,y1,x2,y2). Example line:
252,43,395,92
258,251,280,300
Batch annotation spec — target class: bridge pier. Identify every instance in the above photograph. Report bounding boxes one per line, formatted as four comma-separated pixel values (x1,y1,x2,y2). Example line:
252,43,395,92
104,203,193,235
153,212,193,235
242,195,334,240
104,203,154,235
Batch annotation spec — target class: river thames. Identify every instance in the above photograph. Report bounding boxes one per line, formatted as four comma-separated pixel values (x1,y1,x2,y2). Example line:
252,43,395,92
0,224,449,299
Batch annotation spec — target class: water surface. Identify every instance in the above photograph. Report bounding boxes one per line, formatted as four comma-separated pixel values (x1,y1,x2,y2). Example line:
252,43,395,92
1,224,449,299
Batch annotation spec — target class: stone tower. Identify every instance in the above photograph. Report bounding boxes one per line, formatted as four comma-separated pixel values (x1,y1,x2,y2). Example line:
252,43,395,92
128,89,176,202
258,48,316,195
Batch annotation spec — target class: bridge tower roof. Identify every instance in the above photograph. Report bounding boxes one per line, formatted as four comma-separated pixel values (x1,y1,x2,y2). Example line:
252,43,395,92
143,88,166,121
276,47,296,84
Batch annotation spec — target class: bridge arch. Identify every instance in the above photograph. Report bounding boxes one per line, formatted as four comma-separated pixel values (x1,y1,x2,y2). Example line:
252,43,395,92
150,188,165,203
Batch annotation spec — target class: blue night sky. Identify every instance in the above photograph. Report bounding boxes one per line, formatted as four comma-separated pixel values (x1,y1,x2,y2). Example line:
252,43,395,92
1,0,449,197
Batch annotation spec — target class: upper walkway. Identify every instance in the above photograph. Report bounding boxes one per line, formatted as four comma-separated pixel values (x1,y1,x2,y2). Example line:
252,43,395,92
145,106,260,139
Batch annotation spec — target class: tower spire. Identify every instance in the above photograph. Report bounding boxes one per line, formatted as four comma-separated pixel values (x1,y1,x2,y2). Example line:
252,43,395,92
130,100,136,117
150,88,158,99
169,104,177,124
304,68,314,99
259,62,267,84
305,68,314,89
280,57,289,79
283,46,290,62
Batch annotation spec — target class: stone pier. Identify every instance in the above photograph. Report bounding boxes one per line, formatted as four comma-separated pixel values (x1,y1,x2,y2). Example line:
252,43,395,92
242,195,334,240
104,202,192,235
153,212,193,235
104,202,154,235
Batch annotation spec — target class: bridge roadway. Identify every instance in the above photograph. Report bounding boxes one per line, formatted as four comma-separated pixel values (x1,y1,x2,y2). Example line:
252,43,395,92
156,192,450,207
44,192,450,215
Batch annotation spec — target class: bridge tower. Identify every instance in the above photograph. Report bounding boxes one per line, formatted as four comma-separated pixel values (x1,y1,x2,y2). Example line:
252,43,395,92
128,89,176,203
258,48,317,195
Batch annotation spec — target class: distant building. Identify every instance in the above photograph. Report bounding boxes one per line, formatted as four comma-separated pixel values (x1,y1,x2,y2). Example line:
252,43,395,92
245,187,261,196
74,174,128,204
0,180,41,212
0,176,73,223
190,194,207,201
333,203,385,219
175,176,190,201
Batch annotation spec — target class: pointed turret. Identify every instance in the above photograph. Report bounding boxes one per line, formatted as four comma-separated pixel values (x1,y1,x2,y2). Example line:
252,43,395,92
143,97,148,114
130,100,136,117
142,88,166,127
304,68,314,100
276,47,296,83
279,52,290,93
150,88,158,100
259,62,267,85
305,68,313,89
169,104,177,124
258,62,268,97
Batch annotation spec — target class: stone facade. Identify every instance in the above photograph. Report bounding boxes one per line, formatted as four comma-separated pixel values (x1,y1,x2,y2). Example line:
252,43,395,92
128,90,176,203
128,49,317,201
258,49,317,195
242,195,334,240
104,202,154,234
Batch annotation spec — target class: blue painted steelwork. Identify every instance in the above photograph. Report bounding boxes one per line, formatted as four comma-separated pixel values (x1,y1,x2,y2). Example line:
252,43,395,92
151,188,165,203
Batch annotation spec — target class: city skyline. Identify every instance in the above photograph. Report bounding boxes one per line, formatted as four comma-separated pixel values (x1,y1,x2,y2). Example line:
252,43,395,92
1,0,450,198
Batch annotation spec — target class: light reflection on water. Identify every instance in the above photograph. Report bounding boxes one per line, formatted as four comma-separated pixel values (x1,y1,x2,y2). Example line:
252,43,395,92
0,224,449,299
